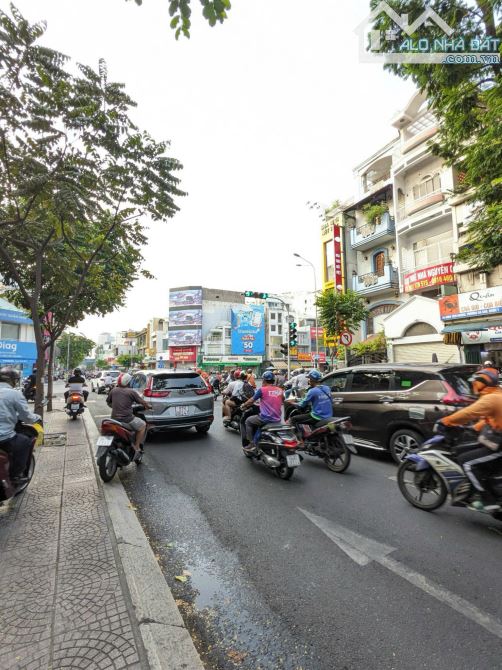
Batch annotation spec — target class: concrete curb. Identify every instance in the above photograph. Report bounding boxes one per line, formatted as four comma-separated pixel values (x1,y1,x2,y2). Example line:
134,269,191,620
83,411,205,670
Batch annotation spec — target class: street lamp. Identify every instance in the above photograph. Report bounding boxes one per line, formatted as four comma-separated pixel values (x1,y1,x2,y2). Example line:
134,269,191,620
294,253,320,367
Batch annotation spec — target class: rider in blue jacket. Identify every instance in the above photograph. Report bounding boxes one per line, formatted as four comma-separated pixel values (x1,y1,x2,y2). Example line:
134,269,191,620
288,370,333,431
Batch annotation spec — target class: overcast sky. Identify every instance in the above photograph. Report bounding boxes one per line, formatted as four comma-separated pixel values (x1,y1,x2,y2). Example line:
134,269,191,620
5,0,415,340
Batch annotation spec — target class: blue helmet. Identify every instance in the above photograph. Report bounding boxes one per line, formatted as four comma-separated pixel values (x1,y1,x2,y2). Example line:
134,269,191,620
308,370,322,382
262,371,275,382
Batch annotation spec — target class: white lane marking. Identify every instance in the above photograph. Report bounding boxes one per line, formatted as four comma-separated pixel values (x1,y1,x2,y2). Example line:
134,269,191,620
388,475,397,481
299,507,502,640
94,414,110,418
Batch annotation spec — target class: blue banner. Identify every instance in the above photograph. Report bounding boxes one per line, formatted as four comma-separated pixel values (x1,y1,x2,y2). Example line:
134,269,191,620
0,308,33,325
0,339,37,364
231,305,265,356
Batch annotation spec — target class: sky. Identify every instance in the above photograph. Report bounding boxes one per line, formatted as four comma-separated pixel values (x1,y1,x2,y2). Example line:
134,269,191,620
5,0,416,341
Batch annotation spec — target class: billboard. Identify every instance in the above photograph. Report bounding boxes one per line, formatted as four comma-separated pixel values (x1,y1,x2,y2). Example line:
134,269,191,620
169,288,202,307
169,309,202,327
169,346,197,363
439,286,502,321
168,329,202,346
169,287,203,347
231,305,265,356
403,262,455,293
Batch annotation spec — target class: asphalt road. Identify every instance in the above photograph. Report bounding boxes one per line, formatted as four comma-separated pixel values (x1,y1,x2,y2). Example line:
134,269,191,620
87,391,502,670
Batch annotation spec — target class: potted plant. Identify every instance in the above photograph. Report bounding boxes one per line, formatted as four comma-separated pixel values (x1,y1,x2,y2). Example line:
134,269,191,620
362,202,389,226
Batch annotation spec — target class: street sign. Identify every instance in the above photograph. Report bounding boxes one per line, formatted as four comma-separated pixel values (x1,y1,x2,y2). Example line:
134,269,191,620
340,332,352,346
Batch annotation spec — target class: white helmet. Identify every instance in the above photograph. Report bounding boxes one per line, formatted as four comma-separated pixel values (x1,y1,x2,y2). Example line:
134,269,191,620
484,360,493,367
119,373,132,387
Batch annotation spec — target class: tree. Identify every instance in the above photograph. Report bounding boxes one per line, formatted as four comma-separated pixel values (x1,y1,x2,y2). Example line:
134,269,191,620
369,0,502,269
0,7,184,413
315,290,369,339
57,333,95,371
116,353,143,367
95,359,109,370
128,0,231,38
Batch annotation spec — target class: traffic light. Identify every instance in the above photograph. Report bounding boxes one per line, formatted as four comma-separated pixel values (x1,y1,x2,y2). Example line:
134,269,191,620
289,322,298,347
244,291,269,299
280,343,289,357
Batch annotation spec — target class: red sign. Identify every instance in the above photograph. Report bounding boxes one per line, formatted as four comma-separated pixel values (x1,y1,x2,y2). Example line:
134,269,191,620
310,327,325,338
169,346,197,363
340,332,353,346
311,352,327,363
333,225,343,292
403,262,455,293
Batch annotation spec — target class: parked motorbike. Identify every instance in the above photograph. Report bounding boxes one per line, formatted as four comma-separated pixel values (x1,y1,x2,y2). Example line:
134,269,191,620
287,406,356,473
240,406,301,480
0,420,44,503
66,391,85,420
96,406,146,482
22,379,36,402
397,425,502,520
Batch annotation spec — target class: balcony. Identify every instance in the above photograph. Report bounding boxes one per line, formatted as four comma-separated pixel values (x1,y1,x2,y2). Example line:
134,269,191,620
350,211,396,251
352,264,399,296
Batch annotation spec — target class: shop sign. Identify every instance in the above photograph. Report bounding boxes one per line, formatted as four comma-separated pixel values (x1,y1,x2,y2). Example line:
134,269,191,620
169,346,197,363
310,327,325,338
312,352,327,364
0,339,37,363
440,286,502,321
0,308,33,325
333,225,343,292
297,353,312,362
403,262,455,293
462,326,502,344
202,355,263,364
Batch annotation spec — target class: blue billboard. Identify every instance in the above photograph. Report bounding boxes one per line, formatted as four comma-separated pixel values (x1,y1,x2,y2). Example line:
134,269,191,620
0,339,37,370
231,305,265,356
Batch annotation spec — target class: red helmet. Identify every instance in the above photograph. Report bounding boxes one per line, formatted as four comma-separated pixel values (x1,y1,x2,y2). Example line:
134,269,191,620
233,370,241,380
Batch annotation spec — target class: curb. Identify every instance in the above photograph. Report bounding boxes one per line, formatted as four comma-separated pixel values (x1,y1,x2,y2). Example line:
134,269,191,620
83,411,205,670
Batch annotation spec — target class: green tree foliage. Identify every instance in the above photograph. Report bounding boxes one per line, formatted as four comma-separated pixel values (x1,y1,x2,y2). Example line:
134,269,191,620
116,353,143,367
350,331,387,357
0,6,184,411
315,290,369,338
369,0,501,269
95,359,109,370
57,333,95,371
128,0,231,38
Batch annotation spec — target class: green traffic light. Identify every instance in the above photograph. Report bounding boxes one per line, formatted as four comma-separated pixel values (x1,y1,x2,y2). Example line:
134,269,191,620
289,322,297,329
260,293,269,299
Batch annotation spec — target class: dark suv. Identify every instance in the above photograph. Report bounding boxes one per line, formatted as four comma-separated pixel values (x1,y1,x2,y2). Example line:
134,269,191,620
322,364,478,462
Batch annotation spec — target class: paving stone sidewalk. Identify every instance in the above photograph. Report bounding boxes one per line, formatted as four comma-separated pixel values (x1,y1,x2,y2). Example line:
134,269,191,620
0,396,148,670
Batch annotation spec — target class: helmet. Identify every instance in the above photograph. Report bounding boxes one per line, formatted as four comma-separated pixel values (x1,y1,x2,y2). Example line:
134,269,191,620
469,369,499,388
119,373,132,387
74,368,82,375
484,360,493,367
233,370,241,380
240,372,247,380
298,368,305,374
308,370,322,382
0,367,20,387
262,371,275,382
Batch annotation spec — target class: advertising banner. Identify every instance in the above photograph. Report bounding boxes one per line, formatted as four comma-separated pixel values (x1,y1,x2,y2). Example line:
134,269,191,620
310,327,325,338
462,326,502,344
169,309,202,327
169,346,197,363
403,262,455,293
0,339,37,365
169,288,202,308
202,355,262,365
168,329,202,346
333,225,343,291
0,308,33,325
440,286,502,321
231,305,265,356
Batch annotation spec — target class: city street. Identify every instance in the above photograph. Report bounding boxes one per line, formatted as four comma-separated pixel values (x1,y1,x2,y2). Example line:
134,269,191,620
87,392,502,670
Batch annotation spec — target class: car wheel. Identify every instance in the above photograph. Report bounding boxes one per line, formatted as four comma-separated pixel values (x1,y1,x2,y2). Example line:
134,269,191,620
196,424,211,435
389,429,422,464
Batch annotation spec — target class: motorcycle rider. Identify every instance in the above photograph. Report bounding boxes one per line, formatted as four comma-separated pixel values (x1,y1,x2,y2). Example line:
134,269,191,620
0,367,40,482
223,372,249,423
103,371,114,391
440,368,502,512
241,371,284,452
64,368,89,403
222,370,243,421
287,370,333,436
106,373,151,461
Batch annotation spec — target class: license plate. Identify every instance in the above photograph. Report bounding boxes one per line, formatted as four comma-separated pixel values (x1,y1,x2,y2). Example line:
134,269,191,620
343,433,354,445
71,404,80,410
175,406,190,416
97,436,114,447
286,454,300,467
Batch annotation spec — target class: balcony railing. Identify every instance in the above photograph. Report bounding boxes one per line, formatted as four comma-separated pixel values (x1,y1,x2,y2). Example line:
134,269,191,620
396,190,444,222
350,211,396,251
352,264,399,296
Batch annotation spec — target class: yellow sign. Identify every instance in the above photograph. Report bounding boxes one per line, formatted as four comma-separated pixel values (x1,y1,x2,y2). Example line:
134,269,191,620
324,336,338,346
289,347,298,356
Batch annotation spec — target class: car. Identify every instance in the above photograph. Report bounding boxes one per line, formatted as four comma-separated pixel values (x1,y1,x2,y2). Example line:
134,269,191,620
322,363,478,462
91,370,121,394
130,369,214,435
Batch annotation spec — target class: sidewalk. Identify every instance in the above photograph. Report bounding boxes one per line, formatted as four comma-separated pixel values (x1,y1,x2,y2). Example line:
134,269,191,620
0,391,203,670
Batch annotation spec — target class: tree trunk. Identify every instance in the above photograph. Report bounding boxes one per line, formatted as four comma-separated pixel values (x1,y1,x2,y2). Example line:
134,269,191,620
47,339,55,412
34,345,46,417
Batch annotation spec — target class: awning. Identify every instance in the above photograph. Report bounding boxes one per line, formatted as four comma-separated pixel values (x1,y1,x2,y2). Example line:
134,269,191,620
441,320,502,334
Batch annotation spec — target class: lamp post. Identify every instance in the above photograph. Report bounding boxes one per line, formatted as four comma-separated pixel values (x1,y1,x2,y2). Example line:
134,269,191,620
294,253,320,367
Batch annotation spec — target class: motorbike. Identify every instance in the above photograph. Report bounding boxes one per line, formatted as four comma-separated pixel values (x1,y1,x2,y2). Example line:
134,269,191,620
66,390,85,420
223,402,243,432
240,406,302,480
0,420,44,504
397,425,502,520
22,379,36,402
287,406,356,473
96,405,146,482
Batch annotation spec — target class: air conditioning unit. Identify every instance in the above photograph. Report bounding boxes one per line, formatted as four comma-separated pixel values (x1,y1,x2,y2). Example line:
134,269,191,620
478,272,487,288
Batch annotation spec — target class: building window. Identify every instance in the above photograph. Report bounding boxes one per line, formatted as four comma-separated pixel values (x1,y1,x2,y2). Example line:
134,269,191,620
270,312,276,320
0,322,20,340
278,325,282,335
373,251,386,277
412,174,441,200
271,325,276,332
278,313,282,324
403,322,437,336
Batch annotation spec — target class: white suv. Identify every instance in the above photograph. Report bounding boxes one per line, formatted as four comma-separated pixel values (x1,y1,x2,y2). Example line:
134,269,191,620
91,370,121,394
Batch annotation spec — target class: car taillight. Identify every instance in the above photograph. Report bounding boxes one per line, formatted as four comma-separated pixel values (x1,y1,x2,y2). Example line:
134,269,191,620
195,388,210,395
144,389,170,398
441,382,471,406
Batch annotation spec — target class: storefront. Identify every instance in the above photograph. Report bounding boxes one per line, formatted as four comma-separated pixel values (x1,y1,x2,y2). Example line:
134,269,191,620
201,355,263,369
0,298,37,375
